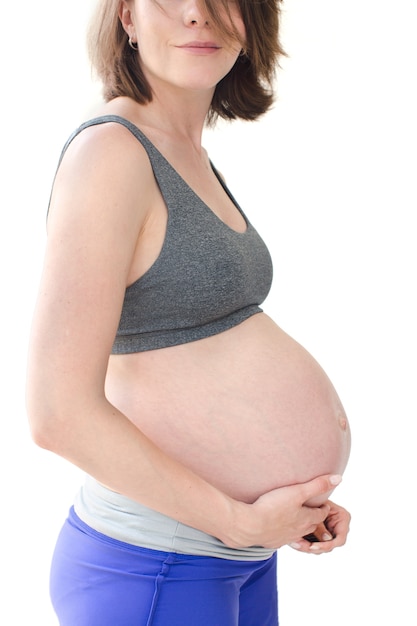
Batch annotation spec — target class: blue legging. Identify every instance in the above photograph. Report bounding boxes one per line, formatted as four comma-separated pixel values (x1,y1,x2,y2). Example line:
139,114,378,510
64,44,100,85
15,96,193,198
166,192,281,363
50,508,279,625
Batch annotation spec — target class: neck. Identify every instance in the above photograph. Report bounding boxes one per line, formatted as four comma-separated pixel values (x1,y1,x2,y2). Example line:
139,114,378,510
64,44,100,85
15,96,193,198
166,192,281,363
139,81,215,149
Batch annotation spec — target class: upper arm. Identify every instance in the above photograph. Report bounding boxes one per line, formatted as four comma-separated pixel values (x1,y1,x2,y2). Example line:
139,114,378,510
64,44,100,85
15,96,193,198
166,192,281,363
27,123,154,414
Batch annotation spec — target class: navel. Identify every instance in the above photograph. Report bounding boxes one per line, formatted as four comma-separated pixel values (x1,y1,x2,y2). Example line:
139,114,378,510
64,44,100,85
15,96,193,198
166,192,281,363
338,414,348,431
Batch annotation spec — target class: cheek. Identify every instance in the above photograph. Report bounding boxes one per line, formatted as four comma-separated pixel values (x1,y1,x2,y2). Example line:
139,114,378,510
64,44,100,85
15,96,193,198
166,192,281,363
136,34,163,66
236,17,246,42
229,6,246,42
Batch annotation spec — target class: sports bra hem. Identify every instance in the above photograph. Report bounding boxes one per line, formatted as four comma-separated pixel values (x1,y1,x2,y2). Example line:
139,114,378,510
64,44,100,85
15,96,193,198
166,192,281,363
112,305,263,354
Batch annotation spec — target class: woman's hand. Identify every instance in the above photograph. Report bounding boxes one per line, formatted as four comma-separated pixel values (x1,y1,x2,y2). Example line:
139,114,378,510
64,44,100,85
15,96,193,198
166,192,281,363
290,500,351,554
225,474,345,550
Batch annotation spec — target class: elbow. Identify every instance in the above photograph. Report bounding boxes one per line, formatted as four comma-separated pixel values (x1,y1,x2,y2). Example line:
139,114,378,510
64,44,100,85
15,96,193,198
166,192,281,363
28,422,56,452
26,383,71,453
27,408,78,457
26,403,63,452
26,359,61,450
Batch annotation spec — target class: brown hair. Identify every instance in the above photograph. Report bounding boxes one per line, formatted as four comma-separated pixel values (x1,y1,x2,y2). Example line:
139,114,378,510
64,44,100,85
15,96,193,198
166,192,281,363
88,0,285,123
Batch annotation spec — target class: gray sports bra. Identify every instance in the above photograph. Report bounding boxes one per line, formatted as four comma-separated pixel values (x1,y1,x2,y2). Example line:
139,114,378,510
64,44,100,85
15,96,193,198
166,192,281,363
59,115,273,353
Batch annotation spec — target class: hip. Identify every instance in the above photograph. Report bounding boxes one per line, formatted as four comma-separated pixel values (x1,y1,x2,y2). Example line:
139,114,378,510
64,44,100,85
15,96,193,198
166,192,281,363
50,506,279,625
73,474,274,560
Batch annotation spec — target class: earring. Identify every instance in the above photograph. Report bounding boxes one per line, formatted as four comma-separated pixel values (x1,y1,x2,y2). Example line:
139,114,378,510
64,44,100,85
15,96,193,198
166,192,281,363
128,37,138,51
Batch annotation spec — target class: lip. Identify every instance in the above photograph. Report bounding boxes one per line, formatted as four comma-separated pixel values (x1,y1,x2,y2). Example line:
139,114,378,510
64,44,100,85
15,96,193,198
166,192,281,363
178,41,221,53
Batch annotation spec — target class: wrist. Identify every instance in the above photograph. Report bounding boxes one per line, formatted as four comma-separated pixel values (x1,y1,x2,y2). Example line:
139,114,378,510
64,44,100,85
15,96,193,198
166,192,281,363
217,498,257,549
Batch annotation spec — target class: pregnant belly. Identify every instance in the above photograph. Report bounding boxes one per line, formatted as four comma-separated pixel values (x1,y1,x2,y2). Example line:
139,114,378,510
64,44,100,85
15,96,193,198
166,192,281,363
106,314,351,504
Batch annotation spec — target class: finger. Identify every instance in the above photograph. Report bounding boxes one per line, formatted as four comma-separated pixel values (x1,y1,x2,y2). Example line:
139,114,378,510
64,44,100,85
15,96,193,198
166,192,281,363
290,536,338,554
310,521,350,550
324,506,351,546
289,537,330,554
303,522,333,543
299,474,342,505
308,530,345,553
325,522,350,548
303,502,331,532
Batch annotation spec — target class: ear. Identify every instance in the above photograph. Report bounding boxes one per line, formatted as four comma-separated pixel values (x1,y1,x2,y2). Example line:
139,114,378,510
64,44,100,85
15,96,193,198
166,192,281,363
119,0,135,39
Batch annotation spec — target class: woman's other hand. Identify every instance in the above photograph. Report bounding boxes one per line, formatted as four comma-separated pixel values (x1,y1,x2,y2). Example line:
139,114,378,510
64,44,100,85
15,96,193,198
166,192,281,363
225,474,348,550
290,500,351,554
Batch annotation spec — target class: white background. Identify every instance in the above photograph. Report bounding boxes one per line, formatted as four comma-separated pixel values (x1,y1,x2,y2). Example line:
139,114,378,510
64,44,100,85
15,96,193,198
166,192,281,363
1,0,416,624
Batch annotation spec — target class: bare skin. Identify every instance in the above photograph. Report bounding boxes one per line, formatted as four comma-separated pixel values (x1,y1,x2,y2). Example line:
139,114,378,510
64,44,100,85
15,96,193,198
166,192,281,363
26,0,351,555
105,314,351,504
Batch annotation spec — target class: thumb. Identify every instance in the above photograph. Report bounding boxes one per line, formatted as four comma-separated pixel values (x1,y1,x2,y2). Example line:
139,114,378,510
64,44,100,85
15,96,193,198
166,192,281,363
301,474,342,507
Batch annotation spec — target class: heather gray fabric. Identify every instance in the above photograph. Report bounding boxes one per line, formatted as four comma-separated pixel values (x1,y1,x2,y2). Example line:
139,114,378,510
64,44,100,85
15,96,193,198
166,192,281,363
58,115,273,353
74,475,275,561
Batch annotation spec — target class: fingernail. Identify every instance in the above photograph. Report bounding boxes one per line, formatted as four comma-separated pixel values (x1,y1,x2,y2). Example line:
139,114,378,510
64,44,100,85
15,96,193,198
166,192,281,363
330,474,342,486
290,542,301,550
310,543,320,550
322,533,332,541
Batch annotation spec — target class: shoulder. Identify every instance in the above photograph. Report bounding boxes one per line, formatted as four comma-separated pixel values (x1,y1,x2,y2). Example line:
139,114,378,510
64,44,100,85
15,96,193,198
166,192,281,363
49,117,156,229
59,118,153,183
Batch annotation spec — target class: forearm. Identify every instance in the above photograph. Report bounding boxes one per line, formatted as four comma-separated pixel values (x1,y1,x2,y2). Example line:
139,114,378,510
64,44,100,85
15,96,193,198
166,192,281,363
32,397,239,546
28,387,343,552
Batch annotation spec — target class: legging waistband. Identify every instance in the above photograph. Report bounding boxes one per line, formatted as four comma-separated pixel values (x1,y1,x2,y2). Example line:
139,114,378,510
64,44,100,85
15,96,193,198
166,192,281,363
73,475,274,561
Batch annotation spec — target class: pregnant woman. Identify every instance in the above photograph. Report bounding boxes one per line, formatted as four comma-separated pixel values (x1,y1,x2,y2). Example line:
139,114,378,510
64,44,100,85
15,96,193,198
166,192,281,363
26,1,351,624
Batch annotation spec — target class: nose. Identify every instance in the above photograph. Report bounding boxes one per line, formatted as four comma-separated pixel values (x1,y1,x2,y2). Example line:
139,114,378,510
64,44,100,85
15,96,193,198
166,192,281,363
183,0,209,27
